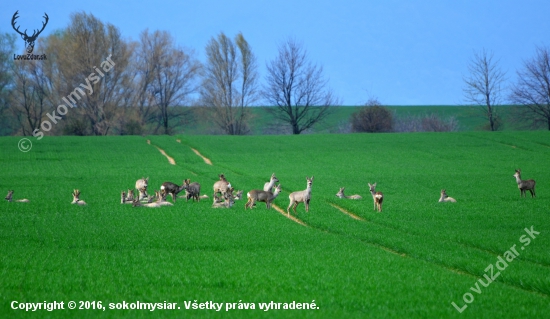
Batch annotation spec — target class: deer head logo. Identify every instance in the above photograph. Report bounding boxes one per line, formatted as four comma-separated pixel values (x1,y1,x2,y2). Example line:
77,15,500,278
11,11,49,54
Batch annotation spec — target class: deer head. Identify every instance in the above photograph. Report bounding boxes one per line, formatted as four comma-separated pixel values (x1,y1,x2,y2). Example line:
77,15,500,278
11,11,49,54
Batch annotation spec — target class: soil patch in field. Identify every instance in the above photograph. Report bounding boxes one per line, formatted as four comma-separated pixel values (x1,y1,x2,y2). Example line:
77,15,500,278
190,148,213,165
147,140,176,165
272,204,308,227
330,203,365,221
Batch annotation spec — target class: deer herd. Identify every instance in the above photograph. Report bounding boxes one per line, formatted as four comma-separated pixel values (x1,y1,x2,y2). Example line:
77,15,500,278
4,169,538,214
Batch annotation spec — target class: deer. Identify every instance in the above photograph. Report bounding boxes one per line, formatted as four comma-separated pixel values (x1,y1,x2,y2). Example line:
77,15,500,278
513,169,536,198
438,189,457,203
213,174,231,198
182,179,201,202
368,183,383,212
154,190,174,206
11,11,49,53
160,180,186,203
71,189,86,206
233,190,243,200
126,189,135,201
5,190,29,203
135,177,149,201
245,184,282,210
336,187,362,200
121,191,133,204
287,176,314,215
263,173,280,192
212,188,235,208
132,198,161,208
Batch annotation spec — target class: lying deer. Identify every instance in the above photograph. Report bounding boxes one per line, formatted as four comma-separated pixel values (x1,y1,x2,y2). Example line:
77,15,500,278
161,180,186,202
513,169,536,198
336,187,362,200
5,190,29,203
126,189,135,202
121,191,133,204
213,174,231,198
132,198,160,208
154,190,174,206
287,176,314,215
368,183,383,212
438,189,456,203
263,173,279,192
245,184,282,210
212,188,234,208
71,189,86,205
233,190,243,200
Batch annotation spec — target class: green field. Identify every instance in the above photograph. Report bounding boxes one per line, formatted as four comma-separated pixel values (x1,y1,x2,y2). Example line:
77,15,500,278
182,105,523,134
1,132,549,318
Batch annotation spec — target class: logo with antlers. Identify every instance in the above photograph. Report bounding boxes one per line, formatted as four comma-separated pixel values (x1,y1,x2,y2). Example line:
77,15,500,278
11,10,49,54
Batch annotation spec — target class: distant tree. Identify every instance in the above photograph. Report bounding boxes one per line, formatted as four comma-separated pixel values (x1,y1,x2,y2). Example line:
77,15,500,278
509,46,550,130
0,33,16,135
10,60,49,136
200,32,259,135
351,98,393,133
263,38,338,134
463,49,506,131
137,30,201,135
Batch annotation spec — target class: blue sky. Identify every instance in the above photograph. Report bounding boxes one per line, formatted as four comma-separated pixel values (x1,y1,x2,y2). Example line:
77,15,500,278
3,0,549,105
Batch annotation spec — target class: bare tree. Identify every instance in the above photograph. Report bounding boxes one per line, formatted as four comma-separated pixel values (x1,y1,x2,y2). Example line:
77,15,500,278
136,30,201,134
263,38,338,134
200,32,259,135
510,46,550,130
463,49,506,131
0,33,16,135
10,60,49,136
50,12,133,135
201,32,259,135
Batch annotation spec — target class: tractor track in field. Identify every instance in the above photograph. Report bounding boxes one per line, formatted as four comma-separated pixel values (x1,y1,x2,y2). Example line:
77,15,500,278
330,203,365,221
147,140,176,165
271,204,309,227
176,139,213,165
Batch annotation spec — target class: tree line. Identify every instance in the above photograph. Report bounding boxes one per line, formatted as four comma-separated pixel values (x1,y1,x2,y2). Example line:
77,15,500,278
0,12,337,137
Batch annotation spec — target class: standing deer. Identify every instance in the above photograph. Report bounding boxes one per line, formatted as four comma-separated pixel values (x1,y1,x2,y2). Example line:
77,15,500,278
438,189,457,203
513,169,536,198
287,176,314,215
263,173,279,192
245,184,282,210
5,190,29,203
161,180,186,202
183,179,201,202
368,183,383,212
135,177,149,200
336,187,362,200
71,189,86,206
213,174,231,197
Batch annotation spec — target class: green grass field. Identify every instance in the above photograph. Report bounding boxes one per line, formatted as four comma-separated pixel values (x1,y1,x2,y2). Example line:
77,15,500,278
1,132,549,318
183,105,523,134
